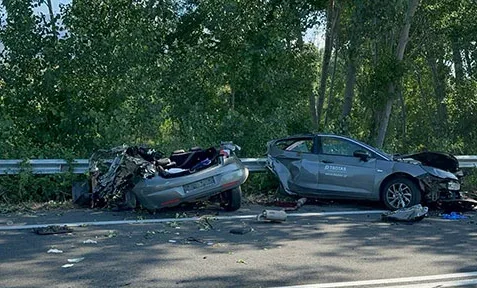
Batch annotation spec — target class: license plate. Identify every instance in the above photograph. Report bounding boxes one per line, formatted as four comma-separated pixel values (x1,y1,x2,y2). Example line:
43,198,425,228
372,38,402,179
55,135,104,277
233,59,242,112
184,177,215,193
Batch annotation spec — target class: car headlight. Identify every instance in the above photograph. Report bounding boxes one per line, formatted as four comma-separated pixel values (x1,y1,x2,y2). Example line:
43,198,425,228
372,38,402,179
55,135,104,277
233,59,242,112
447,181,461,191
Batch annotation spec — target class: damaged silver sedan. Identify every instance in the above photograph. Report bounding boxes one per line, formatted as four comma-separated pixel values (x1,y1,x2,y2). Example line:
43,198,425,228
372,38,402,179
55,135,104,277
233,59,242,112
89,142,249,212
266,134,469,210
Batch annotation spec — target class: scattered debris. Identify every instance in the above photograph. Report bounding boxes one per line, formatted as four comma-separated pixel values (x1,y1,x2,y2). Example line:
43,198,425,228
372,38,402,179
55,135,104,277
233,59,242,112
381,204,428,222
186,237,201,243
257,210,287,222
441,212,468,220
34,225,73,235
196,215,216,231
136,243,144,246
62,264,74,268
206,242,214,246
105,230,118,238
439,198,477,212
229,226,253,235
236,259,247,264
168,240,177,243
82,239,98,244
47,249,63,254
166,221,180,228
67,257,85,263
282,198,307,211
144,230,156,239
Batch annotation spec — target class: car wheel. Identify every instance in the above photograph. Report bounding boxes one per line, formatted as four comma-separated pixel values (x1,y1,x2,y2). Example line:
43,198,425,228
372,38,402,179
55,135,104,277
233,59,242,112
222,186,242,211
123,191,138,210
382,177,421,210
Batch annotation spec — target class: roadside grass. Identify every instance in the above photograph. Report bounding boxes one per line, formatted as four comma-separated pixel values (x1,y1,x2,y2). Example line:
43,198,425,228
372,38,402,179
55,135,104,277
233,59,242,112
0,200,75,214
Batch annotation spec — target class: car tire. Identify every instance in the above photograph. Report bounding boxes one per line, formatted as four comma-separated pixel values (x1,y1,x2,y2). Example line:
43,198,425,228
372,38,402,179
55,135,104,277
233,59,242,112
222,186,242,211
382,177,421,210
123,191,138,210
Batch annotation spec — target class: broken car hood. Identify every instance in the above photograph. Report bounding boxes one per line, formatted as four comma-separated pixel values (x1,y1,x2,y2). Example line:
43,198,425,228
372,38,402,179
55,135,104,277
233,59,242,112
398,152,459,173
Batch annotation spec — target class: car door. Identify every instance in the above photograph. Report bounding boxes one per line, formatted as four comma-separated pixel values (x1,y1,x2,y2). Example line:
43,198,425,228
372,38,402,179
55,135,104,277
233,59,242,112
268,137,321,194
317,136,377,199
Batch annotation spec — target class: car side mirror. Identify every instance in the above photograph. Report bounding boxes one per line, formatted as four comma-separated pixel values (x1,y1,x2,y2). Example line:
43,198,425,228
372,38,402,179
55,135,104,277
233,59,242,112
353,150,370,161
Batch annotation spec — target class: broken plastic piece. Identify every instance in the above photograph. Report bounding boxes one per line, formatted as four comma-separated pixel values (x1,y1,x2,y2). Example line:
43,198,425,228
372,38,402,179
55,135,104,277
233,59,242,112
229,226,253,235
67,257,85,263
34,225,73,235
441,212,468,220
381,204,428,222
166,168,188,174
82,239,97,244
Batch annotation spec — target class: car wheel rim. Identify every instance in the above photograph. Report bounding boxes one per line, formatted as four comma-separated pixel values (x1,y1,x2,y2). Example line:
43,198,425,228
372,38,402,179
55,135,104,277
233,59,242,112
386,183,412,209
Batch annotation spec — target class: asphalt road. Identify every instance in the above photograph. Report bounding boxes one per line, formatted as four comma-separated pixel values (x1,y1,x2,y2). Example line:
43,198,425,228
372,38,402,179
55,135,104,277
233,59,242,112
1,202,477,288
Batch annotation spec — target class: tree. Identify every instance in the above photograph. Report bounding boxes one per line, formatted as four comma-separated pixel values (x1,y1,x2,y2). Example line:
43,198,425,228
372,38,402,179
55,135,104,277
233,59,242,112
375,0,420,148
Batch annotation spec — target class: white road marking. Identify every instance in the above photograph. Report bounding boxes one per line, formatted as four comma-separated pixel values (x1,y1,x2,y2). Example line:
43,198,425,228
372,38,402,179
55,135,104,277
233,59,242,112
287,211,387,217
276,272,477,288
383,278,477,288
0,210,387,230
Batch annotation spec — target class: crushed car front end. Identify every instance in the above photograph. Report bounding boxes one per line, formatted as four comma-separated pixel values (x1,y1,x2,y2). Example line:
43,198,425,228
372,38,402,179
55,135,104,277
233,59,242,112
396,152,466,203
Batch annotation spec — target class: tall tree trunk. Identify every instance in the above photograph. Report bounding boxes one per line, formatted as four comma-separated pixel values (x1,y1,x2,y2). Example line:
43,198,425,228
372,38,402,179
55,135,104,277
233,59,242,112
375,0,420,148
415,67,428,109
341,1,359,122
451,38,464,84
341,46,356,119
427,56,448,133
324,48,339,128
398,82,406,145
464,49,473,78
315,0,337,130
310,92,318,127
46,0,57,37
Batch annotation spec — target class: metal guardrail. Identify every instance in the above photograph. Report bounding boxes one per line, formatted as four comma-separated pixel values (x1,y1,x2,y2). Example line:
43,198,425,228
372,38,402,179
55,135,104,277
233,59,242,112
0,159,90,175
1,156,476,175
0,158,268,175
454,156,477,168
240,158,268,172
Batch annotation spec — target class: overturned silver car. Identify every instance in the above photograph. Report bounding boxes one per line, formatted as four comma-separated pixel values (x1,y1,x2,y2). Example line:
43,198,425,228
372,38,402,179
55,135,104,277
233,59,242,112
266,134,472,210
89,142,249,212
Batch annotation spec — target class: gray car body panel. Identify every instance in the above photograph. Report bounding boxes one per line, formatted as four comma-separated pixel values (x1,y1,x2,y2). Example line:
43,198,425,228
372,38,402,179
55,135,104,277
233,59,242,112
132,157,249,210
267,134,460,203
